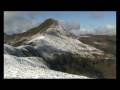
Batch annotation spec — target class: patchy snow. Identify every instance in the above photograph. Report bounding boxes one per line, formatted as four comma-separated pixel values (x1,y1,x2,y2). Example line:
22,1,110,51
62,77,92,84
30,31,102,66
4,44,90,79
94,42,102,45
79,36,90,37
29,33,104,58
4,54,49,69
4,20,108,79
24,23,103,58
4,54,89,79
28,35,45,43
48,21,66,31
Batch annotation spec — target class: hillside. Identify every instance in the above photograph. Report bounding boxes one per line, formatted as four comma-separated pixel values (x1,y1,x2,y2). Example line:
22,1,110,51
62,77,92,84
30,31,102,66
4,18,59,46
79,35,116,78
79,35,116,55
4,18,116,79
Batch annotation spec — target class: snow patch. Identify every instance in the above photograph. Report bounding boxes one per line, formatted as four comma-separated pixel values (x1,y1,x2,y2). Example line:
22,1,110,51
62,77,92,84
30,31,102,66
28,35,45,42
94,42,102,45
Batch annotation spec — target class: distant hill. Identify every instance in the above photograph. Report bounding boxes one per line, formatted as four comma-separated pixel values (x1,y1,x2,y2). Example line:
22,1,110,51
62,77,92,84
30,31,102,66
79,35,116,55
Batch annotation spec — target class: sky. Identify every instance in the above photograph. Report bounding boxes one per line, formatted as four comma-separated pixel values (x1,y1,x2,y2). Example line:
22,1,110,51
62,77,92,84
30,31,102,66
4,11,116,35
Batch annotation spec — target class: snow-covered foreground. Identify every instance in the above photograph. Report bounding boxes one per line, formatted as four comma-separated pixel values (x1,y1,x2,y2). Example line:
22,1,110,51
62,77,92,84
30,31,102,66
4,54,89,79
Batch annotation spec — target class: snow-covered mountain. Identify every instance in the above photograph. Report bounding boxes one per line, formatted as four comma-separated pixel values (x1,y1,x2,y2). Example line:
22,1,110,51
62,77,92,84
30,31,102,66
4,18,114,79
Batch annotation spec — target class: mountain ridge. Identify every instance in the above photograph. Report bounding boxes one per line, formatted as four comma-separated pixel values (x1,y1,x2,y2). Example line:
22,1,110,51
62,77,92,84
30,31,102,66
4,18,116,79
4,18,71,46
4,18,61,46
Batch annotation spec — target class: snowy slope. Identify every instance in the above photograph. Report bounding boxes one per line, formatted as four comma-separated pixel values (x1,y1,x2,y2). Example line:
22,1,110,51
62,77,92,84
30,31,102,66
4,54,89,79
25,27,105,60
4,18,111,79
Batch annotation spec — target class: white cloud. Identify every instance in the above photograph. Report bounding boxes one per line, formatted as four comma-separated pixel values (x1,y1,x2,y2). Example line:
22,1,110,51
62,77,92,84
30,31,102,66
4,11,41,34
67,24,116,36
68,27,93,36
94,24,116,35
106,24,115,29
4,12,116,36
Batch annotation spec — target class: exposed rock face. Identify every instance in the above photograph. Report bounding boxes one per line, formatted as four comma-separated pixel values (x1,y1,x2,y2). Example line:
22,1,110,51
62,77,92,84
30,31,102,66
4,18,114,79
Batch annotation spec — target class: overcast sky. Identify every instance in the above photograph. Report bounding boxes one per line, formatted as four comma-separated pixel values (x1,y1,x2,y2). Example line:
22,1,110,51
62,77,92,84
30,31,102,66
4,11,116,35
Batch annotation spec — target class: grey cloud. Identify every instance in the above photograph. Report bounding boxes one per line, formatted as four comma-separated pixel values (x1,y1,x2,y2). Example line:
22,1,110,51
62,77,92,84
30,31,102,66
70,27,94,36
94,24,116,35
64,21,80,31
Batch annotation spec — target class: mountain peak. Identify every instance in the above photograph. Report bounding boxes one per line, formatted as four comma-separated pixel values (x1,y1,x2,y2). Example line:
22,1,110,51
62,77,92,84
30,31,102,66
44,18,58,23
38,18,58,28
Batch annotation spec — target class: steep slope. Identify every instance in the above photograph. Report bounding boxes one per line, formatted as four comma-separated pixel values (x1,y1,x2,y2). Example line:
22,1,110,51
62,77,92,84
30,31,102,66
4,45,89,79
5,18,77,47
4,33,11,43
4,18,115,78
4,18,66,46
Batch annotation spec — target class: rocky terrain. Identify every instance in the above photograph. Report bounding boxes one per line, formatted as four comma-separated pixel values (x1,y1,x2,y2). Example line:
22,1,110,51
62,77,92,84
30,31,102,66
4,54,89,79
4,18,116,79
79,35,116,55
